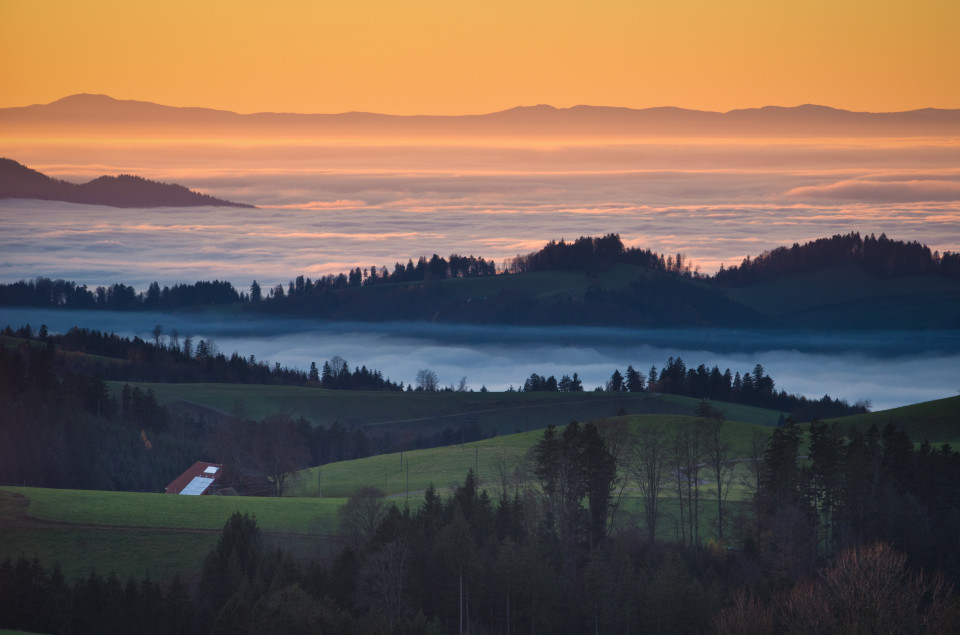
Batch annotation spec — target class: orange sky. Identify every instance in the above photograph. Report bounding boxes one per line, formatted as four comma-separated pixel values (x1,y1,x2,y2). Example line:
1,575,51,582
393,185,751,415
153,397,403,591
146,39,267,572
2,0,958,115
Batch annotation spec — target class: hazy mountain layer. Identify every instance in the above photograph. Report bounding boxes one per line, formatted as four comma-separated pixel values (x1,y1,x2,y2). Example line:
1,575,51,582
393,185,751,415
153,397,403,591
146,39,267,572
3,93,959,138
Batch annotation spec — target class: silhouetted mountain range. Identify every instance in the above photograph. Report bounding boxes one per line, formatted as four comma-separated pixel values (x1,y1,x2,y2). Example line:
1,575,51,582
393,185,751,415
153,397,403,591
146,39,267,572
0,158,254,208
3,94,958,137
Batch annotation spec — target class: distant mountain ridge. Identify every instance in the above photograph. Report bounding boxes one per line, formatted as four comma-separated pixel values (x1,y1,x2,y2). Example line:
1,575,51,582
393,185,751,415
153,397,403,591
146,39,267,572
0,158,254,208
2,94,958,137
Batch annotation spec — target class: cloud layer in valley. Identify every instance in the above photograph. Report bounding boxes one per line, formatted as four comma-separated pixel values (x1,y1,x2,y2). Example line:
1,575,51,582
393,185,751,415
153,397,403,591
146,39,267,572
1,134,957,289
1,308,956,412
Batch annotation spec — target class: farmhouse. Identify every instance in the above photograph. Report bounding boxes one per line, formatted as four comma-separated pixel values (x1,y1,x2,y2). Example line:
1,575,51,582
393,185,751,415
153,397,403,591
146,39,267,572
165,461,223,495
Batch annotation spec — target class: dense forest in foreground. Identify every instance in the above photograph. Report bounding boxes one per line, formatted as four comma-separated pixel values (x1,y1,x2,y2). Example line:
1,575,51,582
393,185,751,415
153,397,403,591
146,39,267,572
2,232,958,328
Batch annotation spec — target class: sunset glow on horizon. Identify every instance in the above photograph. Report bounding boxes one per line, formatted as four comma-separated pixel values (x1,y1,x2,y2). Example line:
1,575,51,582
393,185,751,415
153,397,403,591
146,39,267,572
3,0,959,282
3,0,959,115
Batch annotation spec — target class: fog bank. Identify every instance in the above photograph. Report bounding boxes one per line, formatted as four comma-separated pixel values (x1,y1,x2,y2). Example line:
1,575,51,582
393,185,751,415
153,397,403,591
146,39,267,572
2,308,956,413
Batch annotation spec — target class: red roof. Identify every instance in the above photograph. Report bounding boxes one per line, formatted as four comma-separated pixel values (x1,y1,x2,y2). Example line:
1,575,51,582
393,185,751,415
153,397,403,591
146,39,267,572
165,461,223,495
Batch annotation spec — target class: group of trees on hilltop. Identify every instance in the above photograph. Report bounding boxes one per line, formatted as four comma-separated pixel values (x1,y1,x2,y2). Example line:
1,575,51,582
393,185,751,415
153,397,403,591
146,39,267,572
715,231,960,285
251,253,498,301
521,357,867,421
642,357,866,419
314,356,404,391
522,371,584,392
0,278,242,310
505,233,697,276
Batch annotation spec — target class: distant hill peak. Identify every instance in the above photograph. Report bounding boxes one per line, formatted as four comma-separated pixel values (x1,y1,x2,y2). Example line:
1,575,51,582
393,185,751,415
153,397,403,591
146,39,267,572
0,158,254,208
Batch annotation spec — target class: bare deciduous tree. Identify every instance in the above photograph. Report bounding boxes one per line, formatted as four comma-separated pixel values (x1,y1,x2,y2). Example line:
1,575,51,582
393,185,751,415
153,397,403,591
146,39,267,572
358,538,409,624
631,424,667,542
260,412,310,497
340,486,391,550
703,408,736,544
416,368,439,391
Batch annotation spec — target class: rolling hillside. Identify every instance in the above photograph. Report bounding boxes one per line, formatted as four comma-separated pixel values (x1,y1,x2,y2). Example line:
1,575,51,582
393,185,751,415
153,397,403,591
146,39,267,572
1,395,955,583
823,395,960,445
109,381,787,436
0,411,770,582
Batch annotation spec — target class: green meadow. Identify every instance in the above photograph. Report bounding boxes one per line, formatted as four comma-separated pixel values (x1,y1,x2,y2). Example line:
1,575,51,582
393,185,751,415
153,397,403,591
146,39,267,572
823,395,960,446
0,487,343,582
291,413,772,498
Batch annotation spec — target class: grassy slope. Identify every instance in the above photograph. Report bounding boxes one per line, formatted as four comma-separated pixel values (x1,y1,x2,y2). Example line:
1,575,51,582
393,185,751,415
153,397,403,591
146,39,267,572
108,381,785,432
823,395,960,445
291,413,773,498
0,487,343,582
0,411,768,581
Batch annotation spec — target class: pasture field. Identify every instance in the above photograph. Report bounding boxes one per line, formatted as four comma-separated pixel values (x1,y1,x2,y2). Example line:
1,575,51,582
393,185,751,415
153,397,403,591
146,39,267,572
106,380,786,433
290,414,773,498
4,487,343,534
0,488,344,582
823,395,960,446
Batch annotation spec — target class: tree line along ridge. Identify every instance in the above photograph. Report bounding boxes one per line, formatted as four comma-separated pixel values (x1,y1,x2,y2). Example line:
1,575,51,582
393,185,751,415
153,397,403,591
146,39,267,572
1,232,957,312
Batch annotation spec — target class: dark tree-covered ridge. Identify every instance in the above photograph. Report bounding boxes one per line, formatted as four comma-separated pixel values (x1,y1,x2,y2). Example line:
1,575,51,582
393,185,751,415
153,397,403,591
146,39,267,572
1,232,957,328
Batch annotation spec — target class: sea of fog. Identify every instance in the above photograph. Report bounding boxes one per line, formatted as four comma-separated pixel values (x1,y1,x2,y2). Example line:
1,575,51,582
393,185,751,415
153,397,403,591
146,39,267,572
2,135,958,412
2,197,960,291
2,308,957,413
2,135,959,289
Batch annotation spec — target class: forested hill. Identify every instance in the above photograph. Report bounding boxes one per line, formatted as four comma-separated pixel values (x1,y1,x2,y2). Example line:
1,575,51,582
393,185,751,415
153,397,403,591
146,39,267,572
0,158,254,208
714,232,960,285
2,233,959,328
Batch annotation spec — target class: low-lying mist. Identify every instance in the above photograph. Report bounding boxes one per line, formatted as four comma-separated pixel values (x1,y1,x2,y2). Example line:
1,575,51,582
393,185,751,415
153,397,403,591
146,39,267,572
3,307,957,413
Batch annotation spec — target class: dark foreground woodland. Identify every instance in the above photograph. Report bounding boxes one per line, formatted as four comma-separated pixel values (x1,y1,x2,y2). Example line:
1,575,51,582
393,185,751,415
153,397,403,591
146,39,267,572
3,413,959,634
